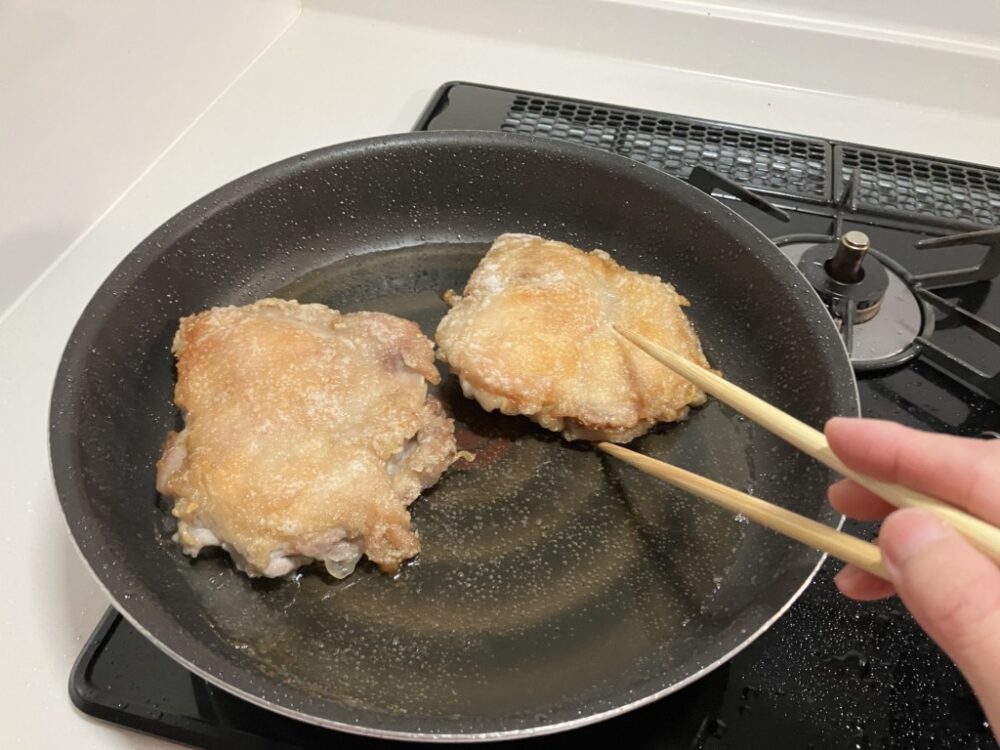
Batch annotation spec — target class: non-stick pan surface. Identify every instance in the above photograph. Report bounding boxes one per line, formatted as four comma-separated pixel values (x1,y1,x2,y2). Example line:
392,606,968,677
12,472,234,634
51,131,857,740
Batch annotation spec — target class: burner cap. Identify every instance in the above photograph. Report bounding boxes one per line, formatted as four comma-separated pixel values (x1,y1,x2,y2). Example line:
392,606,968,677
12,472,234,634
797,235,890,324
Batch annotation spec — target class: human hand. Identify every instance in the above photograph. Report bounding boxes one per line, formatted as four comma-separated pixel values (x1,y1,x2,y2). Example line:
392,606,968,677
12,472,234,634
825,417,1000,733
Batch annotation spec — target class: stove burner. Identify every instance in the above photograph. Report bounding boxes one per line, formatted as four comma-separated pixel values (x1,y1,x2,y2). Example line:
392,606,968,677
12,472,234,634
775,223,1000,398
777,233,929,370
797,231,890,324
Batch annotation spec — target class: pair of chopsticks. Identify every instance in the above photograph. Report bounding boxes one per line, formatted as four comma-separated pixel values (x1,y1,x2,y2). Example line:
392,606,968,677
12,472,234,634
599,327,1000,581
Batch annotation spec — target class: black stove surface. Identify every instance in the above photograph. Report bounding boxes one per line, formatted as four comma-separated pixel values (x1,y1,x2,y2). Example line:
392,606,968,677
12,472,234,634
72,83,1000,749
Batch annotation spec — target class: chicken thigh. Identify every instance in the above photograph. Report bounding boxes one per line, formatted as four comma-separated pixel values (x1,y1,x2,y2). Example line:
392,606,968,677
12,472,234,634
156,298,457,578
435,234,710,442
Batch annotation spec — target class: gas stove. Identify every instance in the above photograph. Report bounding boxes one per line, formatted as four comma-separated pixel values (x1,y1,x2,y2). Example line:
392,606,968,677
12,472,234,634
72,83,999,749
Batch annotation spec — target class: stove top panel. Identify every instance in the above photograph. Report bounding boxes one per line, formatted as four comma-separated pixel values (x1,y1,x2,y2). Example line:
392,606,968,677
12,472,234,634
73,82,999,749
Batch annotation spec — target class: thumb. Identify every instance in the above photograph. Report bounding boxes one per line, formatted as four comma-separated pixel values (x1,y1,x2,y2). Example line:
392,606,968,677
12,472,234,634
880,508,1000,728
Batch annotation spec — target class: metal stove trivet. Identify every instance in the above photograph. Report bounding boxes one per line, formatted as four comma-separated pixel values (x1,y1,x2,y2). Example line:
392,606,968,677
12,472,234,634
665,165,1000,393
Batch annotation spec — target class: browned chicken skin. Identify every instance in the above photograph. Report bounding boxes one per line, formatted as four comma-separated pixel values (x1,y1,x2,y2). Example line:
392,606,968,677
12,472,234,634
156,298,457,578
435,234,711,442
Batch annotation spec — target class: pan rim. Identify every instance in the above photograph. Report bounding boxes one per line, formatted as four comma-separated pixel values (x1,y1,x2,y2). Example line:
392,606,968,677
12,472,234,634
50,129,859,741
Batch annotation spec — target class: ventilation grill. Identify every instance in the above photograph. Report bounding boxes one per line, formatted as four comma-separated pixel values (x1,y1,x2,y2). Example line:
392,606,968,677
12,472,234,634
502,95,830,202
839,147,1000,228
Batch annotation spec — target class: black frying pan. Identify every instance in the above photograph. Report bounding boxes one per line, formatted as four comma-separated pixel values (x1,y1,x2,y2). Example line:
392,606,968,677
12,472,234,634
50,131,857,741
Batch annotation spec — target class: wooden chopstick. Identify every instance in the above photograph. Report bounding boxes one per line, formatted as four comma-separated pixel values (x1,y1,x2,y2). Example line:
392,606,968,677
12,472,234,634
598,442,889,579
615,326,1000,565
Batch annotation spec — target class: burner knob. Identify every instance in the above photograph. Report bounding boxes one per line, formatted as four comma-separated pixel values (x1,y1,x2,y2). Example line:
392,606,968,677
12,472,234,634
828,230,871,284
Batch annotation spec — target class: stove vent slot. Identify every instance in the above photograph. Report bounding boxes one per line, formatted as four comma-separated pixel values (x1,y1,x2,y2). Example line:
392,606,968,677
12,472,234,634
502,95,830,203
837,146,1000,229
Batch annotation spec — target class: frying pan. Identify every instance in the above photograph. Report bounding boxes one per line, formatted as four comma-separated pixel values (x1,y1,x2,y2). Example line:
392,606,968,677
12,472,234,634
50,131,857,740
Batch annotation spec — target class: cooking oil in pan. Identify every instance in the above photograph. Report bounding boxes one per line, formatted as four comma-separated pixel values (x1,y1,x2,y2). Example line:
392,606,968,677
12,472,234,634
178,241,771,718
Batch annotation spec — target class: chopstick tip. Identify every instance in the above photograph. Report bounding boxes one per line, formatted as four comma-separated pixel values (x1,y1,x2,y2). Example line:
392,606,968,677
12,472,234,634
612,324,639,343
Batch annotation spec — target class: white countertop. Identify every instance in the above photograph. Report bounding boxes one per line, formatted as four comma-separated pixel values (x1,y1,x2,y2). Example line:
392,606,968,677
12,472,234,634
2,1,999,746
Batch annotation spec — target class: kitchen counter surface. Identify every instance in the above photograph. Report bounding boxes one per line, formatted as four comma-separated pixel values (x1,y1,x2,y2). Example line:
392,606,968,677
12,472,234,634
2,1,998,746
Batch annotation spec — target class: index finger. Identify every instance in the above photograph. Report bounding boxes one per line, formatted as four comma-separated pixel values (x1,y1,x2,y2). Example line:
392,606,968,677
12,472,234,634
825,418,1000,526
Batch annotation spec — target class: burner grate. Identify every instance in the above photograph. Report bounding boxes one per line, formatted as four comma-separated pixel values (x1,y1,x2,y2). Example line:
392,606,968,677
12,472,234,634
502,95,830,202
838,146,1000,228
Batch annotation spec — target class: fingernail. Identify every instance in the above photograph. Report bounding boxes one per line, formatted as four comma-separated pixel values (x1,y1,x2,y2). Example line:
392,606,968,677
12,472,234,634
881,509,950,576
824,417,845,435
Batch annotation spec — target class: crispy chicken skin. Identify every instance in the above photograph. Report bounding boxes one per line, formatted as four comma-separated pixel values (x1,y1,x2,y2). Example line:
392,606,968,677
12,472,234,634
435,234,711,442
156,298,457,578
